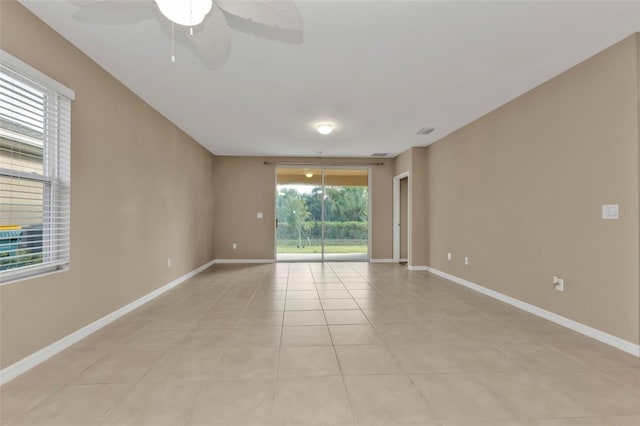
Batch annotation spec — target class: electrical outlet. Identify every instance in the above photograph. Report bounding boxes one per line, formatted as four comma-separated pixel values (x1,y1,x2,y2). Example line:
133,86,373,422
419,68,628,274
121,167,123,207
464,256,469,266
554,276,565,292
447,252,452,261
232,243,237,250
167,258,172,267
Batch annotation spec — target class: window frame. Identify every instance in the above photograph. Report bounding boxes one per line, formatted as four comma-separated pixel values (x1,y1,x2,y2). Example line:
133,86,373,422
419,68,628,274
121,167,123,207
0,50,74,285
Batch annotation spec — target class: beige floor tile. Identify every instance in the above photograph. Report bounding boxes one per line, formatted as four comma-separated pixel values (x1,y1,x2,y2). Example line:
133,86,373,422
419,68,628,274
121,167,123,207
285,299,323,311
119,329,187,352
344,375,437,424
286,290,320,300
0,379,62,426
228,326,282,347
411,373,518,422
373,324,433,345
476,371,594,419
349,289,382,299
325,310,370,325
281,325,333,346
11,383,130,426
247,299,286,311
143,307,206,330
494,342,588,372
278,346,340,377
335,345,402,375
439,342,529,373
196,309,243,328
143,346,222,382
597,368,640,388
549,340,640,370
284,310,327,326
528,418,635,426
318,289,353,299
545,370,640,416
17,350,107,386
321,299,360,310
354,298,397,310
7,263,640,426
387,344,464,374
611,415,640,425
187,379,275,426
272,376,354,425
177,327,233,351
70,326,140,352
71,351,162,384
214,346,279,379
315,283,347,290
101,381,203,426
329,325,384,345
239,310,284,327
287,283,317,291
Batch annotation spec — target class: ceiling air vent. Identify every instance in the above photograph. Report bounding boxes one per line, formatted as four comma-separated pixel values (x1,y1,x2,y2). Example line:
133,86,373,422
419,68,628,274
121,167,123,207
371,153,389,157
416,127,435,135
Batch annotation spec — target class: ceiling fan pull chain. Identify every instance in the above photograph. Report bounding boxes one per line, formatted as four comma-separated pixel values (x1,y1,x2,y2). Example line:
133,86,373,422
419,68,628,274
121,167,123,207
189,0,194,36
171,22,175,63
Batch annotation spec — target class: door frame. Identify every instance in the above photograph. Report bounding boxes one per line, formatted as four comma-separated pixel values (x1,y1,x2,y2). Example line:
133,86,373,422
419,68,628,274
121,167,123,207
393,172,410,263
274,165,371,262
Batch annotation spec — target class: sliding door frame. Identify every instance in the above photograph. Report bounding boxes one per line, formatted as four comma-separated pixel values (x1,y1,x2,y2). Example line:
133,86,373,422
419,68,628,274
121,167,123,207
274,165,371,262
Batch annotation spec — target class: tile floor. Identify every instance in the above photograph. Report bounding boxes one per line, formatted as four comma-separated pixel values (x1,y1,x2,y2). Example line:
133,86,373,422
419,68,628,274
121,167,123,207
1,263,639,426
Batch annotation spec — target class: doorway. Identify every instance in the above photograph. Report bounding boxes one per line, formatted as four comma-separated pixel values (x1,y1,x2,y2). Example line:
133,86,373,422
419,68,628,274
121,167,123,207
393,172,409,263
276,167,369,262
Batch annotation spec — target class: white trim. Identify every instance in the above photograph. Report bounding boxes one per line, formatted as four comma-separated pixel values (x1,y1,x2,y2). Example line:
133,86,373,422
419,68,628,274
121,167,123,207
214,259,275,264
0,259,216,385
370,258,395,263
1,49,75,100
422,266,640,357
408,265,429,271
399,258,408,262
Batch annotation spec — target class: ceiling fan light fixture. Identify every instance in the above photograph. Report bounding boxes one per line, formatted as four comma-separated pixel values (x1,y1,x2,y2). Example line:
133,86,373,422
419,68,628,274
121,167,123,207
154,0,213,26
317,123,333,135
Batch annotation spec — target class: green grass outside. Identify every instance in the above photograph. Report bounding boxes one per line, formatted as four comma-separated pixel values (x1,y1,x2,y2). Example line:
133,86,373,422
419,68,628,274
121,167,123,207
277,239,367,254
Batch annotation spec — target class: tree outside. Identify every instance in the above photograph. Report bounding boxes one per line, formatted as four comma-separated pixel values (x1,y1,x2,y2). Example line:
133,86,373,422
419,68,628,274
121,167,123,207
276,185,368,255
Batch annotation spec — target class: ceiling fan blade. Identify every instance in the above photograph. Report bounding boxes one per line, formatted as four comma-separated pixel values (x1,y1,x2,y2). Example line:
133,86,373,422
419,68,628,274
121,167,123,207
189,4,231,68
215,0,303,31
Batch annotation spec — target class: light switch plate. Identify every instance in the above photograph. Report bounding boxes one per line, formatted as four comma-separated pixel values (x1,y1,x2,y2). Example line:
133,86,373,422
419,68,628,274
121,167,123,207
257,212,263,219
602,204,619,220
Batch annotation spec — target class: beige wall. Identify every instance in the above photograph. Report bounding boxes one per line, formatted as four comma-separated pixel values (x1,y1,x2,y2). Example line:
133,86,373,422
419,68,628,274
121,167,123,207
422,34,640,343
394,149,411,176
0,1,217,368
213,157,394,260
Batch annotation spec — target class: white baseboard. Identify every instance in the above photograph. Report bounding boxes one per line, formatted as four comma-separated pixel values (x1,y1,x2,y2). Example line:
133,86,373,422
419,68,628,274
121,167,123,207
370,259,395,263
408,265,429,271
0,259,216,386
423,266,640,357
214,259,275,264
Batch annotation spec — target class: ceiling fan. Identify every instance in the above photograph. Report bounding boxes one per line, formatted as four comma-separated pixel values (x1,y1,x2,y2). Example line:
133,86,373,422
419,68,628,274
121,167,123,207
71,0,304,67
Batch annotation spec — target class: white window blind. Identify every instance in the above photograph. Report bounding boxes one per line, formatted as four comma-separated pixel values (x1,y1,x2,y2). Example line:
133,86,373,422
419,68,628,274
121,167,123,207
0,52,73,284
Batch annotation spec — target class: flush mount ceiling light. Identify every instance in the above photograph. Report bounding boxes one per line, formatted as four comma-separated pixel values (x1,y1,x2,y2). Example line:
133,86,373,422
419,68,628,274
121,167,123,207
154,0,213,26
317,123,333,135
305,172,314,178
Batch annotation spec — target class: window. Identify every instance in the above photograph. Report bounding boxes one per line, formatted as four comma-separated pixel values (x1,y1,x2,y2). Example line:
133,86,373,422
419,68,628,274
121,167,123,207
0,51,74,284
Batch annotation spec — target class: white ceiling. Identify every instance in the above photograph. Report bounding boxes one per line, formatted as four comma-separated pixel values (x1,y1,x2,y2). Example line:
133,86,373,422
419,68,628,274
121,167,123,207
19,0,640,158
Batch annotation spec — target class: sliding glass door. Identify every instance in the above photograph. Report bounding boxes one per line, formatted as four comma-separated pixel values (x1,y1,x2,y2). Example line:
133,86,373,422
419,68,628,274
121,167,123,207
276,167,369,262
